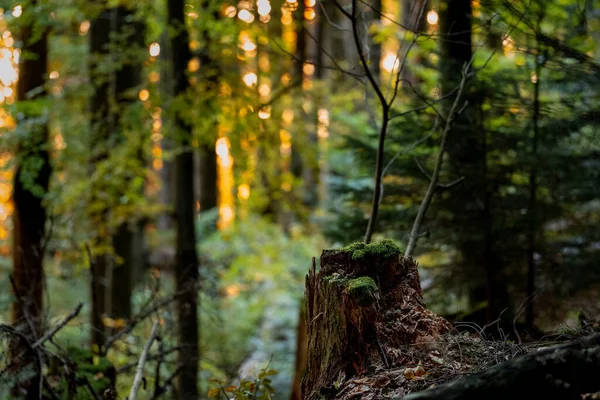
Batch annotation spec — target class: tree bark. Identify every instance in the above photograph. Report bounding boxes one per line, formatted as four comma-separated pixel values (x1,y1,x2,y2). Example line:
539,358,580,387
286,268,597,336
89,8,113,351
290,303,307,400
168,0,200,398
403,333,600,400
11,10,51,343
109,5,146,328
301,241,450,399
197,2,219,222
439,0,507,322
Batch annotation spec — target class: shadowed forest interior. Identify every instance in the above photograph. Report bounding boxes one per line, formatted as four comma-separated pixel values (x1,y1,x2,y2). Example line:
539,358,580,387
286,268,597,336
1,0,600,398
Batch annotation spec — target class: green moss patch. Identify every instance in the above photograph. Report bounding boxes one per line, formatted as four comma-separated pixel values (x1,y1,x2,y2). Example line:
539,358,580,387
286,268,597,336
342,239,401,261
346,277,378,306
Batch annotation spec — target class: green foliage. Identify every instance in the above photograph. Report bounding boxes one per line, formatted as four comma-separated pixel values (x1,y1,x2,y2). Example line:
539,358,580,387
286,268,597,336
47,346,115,399
208,367,279,400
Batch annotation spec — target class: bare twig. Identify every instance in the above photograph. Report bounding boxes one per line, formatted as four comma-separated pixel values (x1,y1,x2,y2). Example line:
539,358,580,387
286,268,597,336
129,321,160,400
104,291,179,354
405,60,473,257
32,303,83,349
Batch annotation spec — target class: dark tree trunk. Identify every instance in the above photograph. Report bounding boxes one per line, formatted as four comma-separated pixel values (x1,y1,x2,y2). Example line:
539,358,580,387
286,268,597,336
401,0,429,86
10,10,51,399
197,3,219,221
109,5,146,327
199,144,218,214
301,241,451,399
168,0,200,398
11,15,50,400
89,8,113,351
439,0,507,323
525,46,543,331
369,0,382,83
11,13,50,343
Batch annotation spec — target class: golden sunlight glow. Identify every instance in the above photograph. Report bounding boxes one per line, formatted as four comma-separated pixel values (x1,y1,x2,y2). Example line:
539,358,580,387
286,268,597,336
216,131,234,229
224,5,237,17
188,57,200,72
79,20,90,35
426,10,439,25
241,38,257,52
238,184,250,200
281,72,292,86
281,13,293,25
381,53,399,73
304,8,316,21
216,137,231,160
258,106,271,119
258,83,271,98
258,53,270,72
149,71,160,83
238,9,255,23
303,63,315,76
282,109,294,125
138,89,150,101
317,108,329,139
149,42,160,57
502,35,515,57
305,0,316,6
280,129,292,156
242,72,258,87
0,22,17,250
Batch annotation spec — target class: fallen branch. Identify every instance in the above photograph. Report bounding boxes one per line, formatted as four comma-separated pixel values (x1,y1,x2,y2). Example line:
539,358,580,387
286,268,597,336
403,333,600,400
129,321,160,400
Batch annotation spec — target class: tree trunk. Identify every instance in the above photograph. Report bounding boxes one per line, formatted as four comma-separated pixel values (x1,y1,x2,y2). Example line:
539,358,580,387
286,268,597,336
301,241,451,399
89,8,113,351
439,0,507,323
290,302,307,400
11,10,50,342
168,0,200,398
11,12,51,399
197,4,219,221
109,5,146,327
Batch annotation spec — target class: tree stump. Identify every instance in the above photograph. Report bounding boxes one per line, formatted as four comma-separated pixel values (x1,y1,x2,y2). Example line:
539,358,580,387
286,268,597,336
301,240,451,400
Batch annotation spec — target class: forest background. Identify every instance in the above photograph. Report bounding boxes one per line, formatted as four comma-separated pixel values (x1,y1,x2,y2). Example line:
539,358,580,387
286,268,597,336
0,0,599,398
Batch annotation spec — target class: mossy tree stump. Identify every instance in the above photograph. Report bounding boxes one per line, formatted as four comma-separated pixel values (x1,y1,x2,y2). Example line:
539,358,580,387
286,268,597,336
301,240,451,400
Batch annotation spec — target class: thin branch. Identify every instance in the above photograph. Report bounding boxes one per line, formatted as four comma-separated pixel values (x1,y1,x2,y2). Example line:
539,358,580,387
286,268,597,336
129,321,160,400
104,292,178,354
438,176,465,190
32,303,83,349
405,60,473,257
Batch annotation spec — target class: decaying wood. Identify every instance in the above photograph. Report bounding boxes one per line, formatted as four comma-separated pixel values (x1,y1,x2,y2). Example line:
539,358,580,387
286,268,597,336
403,333,600,400
301,241,451,399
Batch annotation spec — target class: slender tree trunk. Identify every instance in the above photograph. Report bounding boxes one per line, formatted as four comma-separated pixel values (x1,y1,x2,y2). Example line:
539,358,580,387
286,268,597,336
109,5,146,327
168,0,200,398
158,30,175,231
198,4,219,220
401,0,428,86
12,3,51,356
525,49,542,331
89,8,112,351
439,0,505,322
